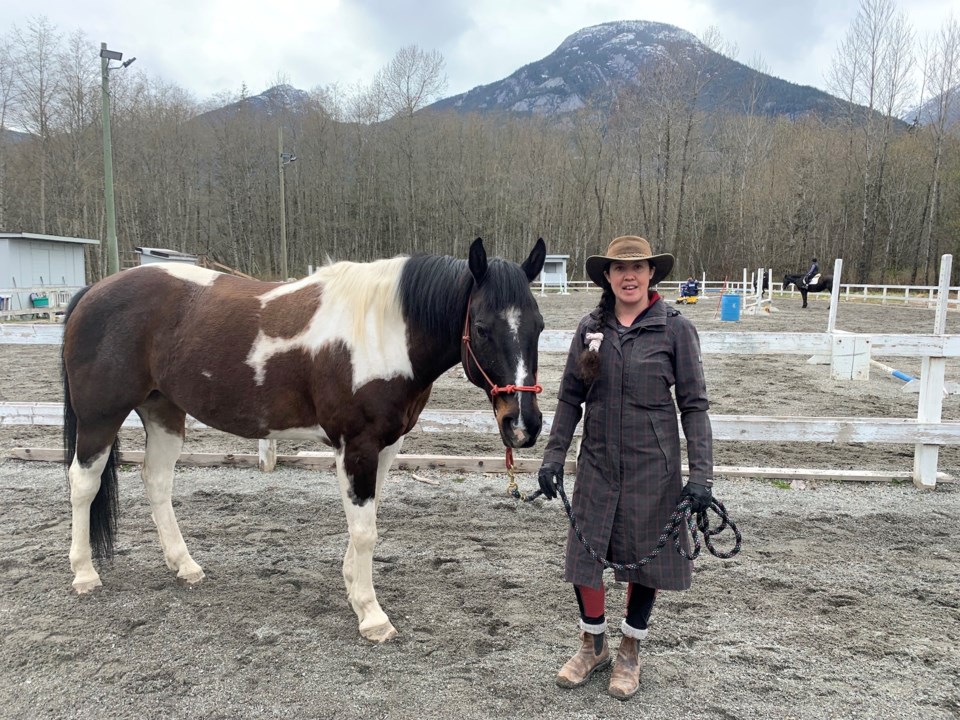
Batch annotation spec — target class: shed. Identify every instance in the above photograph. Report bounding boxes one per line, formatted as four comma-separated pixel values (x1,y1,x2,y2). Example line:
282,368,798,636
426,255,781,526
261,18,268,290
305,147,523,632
538,254,570,294
0,232,98,316
135,247,199,266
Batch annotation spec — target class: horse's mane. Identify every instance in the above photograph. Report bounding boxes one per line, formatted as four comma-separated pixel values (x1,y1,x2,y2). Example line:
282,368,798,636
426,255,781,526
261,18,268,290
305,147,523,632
399,255,472,342
314,257,408,347
399,254,534,342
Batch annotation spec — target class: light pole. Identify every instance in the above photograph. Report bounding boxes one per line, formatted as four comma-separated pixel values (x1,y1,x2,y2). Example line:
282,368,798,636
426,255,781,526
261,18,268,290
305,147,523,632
278,126,297,280
100,43,135,276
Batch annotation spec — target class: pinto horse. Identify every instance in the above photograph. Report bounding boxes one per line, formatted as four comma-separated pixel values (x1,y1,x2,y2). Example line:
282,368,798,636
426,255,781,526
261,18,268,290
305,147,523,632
782,273,833,308
62,237,546,642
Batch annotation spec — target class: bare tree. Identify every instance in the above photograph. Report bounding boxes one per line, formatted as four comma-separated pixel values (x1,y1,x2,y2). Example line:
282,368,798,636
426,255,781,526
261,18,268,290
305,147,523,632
829,0,914,282
372,45,447,251
9,15,62,233
912,16,959,283
0,34,17,229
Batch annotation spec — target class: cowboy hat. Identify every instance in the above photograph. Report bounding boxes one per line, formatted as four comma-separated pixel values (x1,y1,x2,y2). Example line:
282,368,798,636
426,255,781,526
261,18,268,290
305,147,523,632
585,235,675,288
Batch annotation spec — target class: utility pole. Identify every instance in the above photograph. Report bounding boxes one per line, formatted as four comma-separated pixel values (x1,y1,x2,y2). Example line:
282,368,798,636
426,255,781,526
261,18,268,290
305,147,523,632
101,43,119,275
278,127,297,280
99,43,135,276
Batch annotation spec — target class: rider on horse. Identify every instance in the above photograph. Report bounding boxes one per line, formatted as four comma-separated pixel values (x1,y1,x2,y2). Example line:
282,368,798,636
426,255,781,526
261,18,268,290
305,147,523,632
802,258,819,289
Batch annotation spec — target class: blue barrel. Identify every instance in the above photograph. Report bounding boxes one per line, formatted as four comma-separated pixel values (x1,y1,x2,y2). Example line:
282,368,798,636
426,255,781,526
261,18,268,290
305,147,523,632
720,294,741,322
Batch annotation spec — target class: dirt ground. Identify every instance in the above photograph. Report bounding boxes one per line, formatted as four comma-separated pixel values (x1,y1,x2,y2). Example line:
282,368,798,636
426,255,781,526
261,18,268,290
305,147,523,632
1,291,959,719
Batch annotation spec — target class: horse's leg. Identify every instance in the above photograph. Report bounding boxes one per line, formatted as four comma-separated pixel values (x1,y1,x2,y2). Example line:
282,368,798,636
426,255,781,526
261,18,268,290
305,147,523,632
801,289,808,308
136,396,204,585
338,438,402,642
343,437,403,588
68,428,118,593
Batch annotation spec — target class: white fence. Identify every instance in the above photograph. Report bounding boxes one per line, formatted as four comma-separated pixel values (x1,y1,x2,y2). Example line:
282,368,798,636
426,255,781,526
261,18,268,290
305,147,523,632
2,258,958,488
0,285,81,321
548,277,960,309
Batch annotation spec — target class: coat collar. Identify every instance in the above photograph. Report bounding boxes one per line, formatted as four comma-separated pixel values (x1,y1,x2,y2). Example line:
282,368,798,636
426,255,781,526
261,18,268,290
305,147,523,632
590,293,667,333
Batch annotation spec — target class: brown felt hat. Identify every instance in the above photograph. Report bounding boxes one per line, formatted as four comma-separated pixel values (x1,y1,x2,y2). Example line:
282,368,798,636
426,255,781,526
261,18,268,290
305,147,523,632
585,235,675,288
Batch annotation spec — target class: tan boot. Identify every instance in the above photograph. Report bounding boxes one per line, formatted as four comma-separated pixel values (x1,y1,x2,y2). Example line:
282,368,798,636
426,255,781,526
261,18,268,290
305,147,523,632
608,635,641,700
556,630,611,688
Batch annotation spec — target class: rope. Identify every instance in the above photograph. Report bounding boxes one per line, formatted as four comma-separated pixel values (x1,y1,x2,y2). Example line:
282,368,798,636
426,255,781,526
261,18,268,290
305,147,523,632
510,476,742,567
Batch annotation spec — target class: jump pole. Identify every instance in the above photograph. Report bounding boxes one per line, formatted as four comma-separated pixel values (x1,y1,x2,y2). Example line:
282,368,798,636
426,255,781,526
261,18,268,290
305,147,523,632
869,359,918,386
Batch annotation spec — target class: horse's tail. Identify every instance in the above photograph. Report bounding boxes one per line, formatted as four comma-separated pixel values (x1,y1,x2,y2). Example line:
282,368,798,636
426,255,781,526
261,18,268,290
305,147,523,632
61,285,120,559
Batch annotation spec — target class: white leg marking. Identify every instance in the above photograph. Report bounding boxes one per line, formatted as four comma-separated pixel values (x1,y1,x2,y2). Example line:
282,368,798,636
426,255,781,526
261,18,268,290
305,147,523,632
336,446,398,642
69,448,111,593
141,419,204,585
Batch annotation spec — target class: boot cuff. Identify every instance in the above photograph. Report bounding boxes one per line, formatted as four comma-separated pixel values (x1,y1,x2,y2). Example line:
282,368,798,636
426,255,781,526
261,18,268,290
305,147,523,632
579,619,607,635
620,619,648,640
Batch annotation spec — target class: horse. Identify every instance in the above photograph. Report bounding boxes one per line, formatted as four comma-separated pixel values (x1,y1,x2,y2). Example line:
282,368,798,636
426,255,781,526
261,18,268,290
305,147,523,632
61,237,547,643
782,273,833,309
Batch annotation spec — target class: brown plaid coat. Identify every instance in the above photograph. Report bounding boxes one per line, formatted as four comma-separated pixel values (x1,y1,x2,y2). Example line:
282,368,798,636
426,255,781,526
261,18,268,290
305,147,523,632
542,297,713,590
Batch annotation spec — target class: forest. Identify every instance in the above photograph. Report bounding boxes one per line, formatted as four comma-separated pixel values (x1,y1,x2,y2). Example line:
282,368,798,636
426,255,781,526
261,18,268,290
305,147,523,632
1,3,958,285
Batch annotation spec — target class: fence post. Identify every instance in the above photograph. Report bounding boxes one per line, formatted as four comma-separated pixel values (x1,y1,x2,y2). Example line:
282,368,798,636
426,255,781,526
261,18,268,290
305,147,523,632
913,254,951,489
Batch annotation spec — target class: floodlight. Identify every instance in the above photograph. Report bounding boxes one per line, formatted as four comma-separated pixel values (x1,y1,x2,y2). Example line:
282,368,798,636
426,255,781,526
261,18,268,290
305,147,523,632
100,48,123,61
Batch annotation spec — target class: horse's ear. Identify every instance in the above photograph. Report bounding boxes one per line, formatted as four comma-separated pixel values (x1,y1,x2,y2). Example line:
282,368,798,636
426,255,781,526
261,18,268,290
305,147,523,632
469,237,487,284
522,238,547,283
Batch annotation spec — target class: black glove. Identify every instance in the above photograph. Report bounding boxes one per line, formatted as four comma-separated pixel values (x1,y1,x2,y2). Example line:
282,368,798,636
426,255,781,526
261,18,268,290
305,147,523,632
537,462,564,500
680,481,713,513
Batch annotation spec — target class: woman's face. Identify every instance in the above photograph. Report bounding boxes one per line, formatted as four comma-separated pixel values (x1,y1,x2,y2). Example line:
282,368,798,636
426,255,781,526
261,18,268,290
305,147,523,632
604,259,654,307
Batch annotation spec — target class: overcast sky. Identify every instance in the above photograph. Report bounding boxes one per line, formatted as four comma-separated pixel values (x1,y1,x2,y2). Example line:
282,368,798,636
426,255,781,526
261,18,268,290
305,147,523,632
2,0,955,102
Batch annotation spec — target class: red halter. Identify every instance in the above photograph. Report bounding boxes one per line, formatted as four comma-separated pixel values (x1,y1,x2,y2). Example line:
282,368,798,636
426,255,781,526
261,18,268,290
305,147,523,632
460,294,543,398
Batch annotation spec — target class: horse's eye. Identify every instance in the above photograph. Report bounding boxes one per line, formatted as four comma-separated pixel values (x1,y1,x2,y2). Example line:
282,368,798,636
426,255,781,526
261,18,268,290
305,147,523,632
474,324,489,340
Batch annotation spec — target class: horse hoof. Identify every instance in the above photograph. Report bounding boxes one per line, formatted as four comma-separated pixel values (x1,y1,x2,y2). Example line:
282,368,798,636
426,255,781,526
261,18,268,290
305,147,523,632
361,622,398,643
177,568,206,586
72,577,102,595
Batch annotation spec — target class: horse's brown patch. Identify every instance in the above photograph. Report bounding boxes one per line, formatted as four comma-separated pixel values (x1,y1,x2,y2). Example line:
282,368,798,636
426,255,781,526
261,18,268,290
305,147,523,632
259,284,324,339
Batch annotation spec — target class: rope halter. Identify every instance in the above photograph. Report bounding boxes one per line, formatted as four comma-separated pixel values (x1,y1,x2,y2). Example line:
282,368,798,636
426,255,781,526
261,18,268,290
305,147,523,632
460,294,543,399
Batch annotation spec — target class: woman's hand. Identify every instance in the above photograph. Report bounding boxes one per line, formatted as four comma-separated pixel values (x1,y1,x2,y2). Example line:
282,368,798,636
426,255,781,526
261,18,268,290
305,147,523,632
537,462,564,500
680,481,713,513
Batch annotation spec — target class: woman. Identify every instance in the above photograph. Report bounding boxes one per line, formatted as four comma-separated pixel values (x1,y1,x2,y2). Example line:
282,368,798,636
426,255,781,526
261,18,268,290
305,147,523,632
537,235,714,700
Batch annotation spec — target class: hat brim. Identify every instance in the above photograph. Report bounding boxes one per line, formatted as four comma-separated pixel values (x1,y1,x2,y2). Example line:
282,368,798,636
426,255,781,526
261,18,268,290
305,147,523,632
585,252,675,288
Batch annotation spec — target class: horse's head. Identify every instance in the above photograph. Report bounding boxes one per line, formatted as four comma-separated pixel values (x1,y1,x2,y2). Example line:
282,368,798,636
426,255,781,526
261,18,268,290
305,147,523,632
783,274,795,289
461,237,546,449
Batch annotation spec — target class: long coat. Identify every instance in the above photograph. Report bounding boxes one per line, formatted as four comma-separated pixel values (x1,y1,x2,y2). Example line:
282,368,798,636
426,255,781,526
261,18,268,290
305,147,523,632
542,297,713,590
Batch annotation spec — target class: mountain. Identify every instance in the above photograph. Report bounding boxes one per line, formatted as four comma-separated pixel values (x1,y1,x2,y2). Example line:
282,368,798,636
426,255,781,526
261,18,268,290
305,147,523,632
2,128,33,144
428,20,872,123
195,84,313,125
902,85,960,129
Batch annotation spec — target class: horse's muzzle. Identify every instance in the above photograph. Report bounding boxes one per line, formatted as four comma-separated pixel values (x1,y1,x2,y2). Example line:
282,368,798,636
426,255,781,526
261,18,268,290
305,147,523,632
496,397,542,449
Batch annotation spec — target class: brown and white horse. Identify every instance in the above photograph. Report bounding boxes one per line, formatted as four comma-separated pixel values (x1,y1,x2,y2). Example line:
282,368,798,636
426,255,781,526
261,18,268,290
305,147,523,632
61,237,546,642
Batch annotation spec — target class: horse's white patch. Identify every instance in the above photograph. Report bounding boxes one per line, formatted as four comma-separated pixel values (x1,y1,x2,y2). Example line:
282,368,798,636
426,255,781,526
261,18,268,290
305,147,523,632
266,425,331,443
134,262,220,287
201,370,212,379
256,274,319,308
246,257,413,391
502,307,521,339
514,357,530,434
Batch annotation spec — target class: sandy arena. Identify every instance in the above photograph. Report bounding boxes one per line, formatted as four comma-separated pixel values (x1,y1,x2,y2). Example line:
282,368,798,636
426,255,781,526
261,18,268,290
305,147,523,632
1,290,958,719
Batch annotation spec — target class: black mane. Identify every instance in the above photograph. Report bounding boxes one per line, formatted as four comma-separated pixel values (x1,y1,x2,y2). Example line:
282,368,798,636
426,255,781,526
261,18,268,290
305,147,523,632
398,253,536,342
399,254,472,342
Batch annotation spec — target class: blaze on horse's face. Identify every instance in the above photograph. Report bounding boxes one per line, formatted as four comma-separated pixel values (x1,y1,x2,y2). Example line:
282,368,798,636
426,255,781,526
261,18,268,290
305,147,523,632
463,238,546,449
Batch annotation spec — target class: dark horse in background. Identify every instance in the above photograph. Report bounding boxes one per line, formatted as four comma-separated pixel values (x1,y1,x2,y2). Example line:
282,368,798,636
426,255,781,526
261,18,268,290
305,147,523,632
61,237,546,642
783,273,833,308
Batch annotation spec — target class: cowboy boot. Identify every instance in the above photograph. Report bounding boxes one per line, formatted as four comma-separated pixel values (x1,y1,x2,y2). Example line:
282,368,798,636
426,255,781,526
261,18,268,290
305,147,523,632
608,622,646,700
556,627,611,688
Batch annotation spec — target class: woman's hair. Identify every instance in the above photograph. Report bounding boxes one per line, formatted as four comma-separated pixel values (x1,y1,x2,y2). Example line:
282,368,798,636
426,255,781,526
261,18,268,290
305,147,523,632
578,287,615,385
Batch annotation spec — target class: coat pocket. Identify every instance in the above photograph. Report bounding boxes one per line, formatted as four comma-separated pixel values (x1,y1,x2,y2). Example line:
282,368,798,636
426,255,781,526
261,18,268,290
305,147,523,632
650,415,676,477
